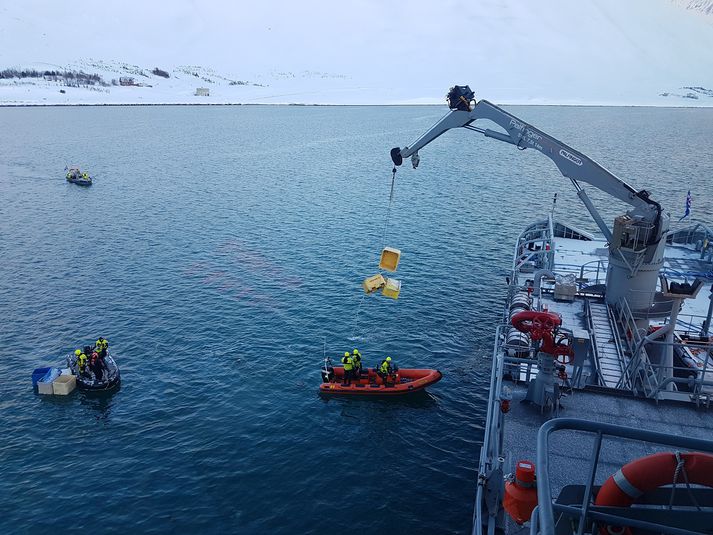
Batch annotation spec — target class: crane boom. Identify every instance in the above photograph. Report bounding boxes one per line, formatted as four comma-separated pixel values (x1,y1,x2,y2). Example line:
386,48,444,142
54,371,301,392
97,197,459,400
390,86,671,317
391,91,663,243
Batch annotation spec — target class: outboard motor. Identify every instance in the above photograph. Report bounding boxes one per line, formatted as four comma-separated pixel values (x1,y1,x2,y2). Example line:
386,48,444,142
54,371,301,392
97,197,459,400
321,357,335,383
321,366,334,383
446,85,475,111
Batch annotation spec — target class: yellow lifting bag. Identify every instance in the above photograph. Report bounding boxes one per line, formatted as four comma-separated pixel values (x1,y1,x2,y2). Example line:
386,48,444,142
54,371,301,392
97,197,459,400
379,247,401,272
363,274,386,294
382,278,401,299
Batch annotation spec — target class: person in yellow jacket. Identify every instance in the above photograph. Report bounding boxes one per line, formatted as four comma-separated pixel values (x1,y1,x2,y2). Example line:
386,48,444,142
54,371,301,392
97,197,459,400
74,349,88,374
378,356,395,387
95,337,109,358
352,349,362,377
341,352,355,386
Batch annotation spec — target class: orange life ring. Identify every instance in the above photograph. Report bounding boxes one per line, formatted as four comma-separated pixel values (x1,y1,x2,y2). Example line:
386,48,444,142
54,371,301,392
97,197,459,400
594,451,713,534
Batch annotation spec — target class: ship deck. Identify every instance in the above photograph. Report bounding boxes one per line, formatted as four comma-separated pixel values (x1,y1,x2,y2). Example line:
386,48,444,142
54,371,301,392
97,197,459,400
487,222,713,534
500,382,713,534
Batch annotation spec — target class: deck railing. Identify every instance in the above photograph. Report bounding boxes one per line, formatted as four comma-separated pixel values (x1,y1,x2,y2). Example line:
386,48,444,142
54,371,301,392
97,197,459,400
666,222,713,247
473,324,509,535
535,418,713,535
578,259,607,288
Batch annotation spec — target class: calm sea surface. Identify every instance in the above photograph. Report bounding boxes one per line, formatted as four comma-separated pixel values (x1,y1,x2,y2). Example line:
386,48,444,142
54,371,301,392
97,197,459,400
1,104,712,534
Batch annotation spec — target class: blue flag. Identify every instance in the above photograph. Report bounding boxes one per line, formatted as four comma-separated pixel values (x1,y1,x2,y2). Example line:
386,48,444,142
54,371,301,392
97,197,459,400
678,190,691,222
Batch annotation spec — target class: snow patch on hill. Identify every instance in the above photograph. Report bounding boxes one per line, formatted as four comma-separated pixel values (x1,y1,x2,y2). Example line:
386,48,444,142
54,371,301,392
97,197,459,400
0,59,355,105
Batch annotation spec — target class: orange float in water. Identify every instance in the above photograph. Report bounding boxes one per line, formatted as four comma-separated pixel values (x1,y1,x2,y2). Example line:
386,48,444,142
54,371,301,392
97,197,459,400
504,460,538,525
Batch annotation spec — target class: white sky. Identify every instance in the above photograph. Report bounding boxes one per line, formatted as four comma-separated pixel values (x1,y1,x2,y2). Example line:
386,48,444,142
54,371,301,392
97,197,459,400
1,0,712,103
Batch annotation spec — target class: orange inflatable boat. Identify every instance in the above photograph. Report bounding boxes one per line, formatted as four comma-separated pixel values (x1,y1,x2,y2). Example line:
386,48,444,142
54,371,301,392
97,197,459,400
319,366,442,396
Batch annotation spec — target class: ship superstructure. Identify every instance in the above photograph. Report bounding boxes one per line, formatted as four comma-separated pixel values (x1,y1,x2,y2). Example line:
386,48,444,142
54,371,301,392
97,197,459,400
391,87,713,534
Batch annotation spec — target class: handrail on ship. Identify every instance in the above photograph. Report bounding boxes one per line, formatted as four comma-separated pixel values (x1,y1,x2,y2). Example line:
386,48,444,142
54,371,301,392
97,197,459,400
547,215,555,272
473,324,508,535
667,222,713,247
613,292,713,401
535,418,713,535
578,259,607,287
513,218,555,274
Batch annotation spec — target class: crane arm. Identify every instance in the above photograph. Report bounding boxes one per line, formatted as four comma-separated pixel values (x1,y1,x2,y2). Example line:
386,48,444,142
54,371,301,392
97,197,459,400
391,89,663,242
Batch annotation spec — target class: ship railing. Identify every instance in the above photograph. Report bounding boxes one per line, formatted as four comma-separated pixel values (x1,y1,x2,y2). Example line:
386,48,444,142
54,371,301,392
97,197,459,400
615,297,658,390
535,418,713,535
552,221,595,241
619,329,713,403
666,222,713,247
631,337,713,403
513,219,555,273
673,311,713,337
473,324,510,535
577,259,607,288
624,223,655,253
547,214,555,272
616,291,713,400
514,247,552,273
647,362,713,402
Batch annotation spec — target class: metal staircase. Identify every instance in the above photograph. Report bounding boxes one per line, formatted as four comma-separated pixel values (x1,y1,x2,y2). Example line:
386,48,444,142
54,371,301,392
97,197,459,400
613,298,657,397
587,300,625,388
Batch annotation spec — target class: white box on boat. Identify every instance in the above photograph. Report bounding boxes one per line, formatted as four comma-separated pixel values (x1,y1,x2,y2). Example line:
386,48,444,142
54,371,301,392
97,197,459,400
52,375,76,395
37,381,54,395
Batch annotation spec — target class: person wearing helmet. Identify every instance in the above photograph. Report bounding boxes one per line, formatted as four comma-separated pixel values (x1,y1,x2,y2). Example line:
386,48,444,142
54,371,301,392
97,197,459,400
378,356,395,386
352,349,362,377
90,350,104,382
95,337,109,358
341,351,355,386
74,349,88,374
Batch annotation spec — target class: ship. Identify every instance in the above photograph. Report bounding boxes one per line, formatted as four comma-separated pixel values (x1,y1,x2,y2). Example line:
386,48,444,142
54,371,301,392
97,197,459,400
390,86,713,535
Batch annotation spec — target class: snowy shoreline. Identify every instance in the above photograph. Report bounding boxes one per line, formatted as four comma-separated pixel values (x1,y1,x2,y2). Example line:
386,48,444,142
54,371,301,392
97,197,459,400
2,102,712,108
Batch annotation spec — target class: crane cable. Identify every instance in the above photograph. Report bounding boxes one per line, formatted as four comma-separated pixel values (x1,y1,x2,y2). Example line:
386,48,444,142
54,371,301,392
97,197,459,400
381,166,397,247
351,166,397,340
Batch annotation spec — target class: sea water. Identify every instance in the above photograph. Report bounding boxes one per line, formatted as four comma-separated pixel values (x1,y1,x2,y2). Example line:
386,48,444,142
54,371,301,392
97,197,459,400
1,104,711,534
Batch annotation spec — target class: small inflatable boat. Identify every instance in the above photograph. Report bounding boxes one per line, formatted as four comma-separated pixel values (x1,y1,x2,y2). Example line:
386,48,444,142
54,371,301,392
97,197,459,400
66,168,92,186
320,365,442,396
67,351,120,391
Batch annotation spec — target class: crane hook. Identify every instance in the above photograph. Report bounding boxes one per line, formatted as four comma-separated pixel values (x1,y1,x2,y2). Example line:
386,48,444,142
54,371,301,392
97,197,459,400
411,152,420,169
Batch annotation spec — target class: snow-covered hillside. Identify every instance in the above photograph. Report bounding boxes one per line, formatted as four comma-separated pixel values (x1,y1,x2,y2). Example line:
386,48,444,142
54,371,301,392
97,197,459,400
0,60,353,105
1,0,713,106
